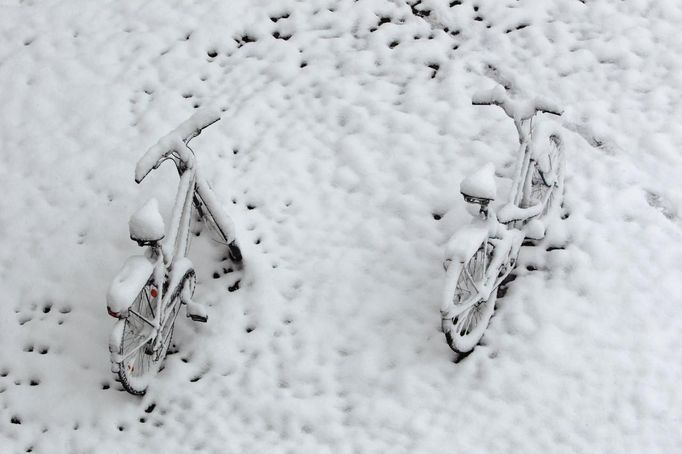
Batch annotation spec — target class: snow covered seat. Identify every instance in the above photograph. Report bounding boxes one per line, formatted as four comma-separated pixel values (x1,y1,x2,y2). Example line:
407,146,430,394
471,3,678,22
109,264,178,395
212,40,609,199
129,198,165,245
460,163,497,205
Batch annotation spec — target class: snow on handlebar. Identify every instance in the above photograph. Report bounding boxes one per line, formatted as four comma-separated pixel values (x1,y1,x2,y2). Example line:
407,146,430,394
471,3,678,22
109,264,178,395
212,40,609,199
471,85,508,108
471,86,562,121
135,107,221,183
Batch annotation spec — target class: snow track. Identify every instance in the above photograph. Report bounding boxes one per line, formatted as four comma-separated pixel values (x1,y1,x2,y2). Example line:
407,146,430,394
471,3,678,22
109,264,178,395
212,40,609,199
0,0,680,452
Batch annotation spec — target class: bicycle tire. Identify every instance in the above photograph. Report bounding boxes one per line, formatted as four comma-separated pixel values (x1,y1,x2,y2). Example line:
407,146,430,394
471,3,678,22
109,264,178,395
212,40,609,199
521,129,565,223
441,240,497,354
116,271,196,395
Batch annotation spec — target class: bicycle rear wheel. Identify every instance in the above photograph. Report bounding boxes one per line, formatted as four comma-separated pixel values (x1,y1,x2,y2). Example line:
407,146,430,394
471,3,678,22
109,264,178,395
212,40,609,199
116,272,195,395
116,280,159,395
441,241,497,354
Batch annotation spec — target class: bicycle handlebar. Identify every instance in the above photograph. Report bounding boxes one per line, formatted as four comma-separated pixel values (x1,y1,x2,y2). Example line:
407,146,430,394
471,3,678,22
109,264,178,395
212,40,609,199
472,86,562,120
135,107,221,183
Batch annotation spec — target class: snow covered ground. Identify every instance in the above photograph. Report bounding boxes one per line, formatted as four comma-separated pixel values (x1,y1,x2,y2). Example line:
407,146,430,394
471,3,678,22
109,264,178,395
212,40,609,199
1,0,681,452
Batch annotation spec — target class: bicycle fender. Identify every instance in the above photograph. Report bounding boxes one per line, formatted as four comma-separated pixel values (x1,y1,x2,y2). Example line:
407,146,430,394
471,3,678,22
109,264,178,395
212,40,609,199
442,259,465,316
195,175,236,243
107,255,154,317
530,119,563,163
168,257,193,291
443,225,489,264
442,225,488,316
497,202,542,224
109,319,126,369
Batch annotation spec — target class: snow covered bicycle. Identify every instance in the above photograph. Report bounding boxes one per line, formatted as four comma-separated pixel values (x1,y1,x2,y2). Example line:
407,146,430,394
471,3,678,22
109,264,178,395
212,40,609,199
106,108,242,395
441,86,564,354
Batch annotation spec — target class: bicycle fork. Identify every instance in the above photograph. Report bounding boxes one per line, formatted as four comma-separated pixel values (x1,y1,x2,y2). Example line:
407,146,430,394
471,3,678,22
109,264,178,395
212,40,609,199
484,235,522,300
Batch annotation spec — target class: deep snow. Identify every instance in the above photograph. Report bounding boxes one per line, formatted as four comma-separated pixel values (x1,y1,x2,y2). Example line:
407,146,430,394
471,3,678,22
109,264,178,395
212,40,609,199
0,0,681,453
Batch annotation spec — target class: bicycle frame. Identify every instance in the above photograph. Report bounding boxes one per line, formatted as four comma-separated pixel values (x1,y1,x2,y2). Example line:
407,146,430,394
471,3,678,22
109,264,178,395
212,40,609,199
120,109,230,359
454,89,563,306
108,108,246,395
441,85,564,353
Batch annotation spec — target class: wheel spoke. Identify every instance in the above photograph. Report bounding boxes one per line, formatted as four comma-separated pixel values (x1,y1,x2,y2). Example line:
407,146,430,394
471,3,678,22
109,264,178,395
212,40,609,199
455,272,471,300
454,311,467,335
160,298,181,348
461,311,471,336
463,266,480,294
120,336,151,362
466,304,479,334
129,309,155,328
144,289,155,318
466,311,475,335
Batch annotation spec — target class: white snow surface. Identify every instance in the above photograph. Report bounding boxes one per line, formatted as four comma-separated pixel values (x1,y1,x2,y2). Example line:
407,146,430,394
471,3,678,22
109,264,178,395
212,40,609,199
1,0,681,453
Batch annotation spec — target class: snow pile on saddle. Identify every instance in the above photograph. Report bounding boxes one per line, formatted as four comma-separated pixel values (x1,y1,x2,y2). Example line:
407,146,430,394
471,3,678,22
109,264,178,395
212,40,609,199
129,198,165,243
460,163,497,200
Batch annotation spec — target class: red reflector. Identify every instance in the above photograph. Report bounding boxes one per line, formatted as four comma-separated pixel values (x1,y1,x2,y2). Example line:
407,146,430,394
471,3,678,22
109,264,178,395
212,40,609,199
150,287,158,298
107,307,120,318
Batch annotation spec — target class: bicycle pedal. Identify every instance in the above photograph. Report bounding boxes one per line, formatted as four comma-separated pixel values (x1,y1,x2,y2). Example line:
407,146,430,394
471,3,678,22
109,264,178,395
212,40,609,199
186,301,208,323
189,313,208,323
227,240,243,264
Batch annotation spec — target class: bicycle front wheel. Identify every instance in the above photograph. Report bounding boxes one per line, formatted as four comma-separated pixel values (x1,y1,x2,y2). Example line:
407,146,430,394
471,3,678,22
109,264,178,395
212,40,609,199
522,129,565,222
441,241,497,354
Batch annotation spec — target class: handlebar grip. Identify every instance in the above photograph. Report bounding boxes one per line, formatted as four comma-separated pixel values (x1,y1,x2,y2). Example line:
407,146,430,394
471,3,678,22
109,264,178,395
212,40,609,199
472,86,562,120
533,98,563,116
179,107,221,144
471,85,507,106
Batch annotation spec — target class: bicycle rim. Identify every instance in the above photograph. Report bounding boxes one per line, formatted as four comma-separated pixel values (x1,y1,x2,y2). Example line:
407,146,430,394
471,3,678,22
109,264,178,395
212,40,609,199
117,271,195,395
117,283,160,395
442,242,497,353
524,134,564,221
